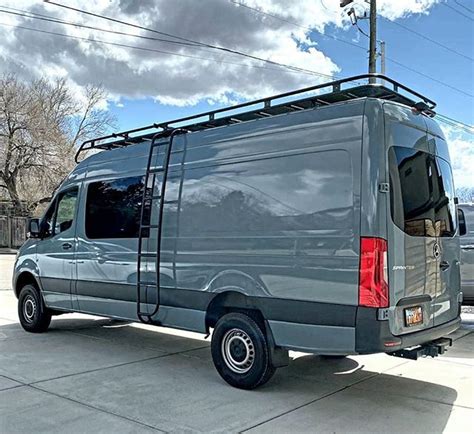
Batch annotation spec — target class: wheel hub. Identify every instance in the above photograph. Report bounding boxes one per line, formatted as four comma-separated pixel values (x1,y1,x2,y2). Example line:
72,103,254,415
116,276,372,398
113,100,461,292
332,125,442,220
23,295,37,323
221,328,255,374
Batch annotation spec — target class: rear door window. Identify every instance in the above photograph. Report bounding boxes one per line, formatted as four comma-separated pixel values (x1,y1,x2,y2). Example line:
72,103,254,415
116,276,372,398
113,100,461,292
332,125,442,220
389,146,457,237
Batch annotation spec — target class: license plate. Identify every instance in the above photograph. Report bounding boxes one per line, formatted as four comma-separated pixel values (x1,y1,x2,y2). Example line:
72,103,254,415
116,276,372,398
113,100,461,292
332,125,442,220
405,306,423,327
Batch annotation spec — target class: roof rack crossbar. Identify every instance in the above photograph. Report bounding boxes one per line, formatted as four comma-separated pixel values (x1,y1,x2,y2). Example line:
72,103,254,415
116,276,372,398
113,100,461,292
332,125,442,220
75,74,436,163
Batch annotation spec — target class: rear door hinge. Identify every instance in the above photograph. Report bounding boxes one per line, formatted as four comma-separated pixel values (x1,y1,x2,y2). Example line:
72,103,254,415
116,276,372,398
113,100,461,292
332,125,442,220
379,183,389,193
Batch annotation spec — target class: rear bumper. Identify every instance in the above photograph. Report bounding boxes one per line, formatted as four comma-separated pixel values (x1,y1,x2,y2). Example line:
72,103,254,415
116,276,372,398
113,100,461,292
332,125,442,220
355,307,461,354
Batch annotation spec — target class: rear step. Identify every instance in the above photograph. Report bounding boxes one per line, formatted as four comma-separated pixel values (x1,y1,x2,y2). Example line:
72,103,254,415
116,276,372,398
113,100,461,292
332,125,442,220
388,337,452,360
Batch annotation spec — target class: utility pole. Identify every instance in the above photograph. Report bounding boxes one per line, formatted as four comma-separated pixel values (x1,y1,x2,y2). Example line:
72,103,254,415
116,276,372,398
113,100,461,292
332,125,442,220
380,40,386,75
368,0,377,81
340,0,378,81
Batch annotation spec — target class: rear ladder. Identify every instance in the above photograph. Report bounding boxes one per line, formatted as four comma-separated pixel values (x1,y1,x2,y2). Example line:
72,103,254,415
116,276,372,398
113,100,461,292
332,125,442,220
136,128,187,323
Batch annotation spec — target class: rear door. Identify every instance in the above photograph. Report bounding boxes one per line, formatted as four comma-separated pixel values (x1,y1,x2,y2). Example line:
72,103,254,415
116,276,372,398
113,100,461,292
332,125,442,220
384,103,460,335
428,132,461,326
387,144,437,335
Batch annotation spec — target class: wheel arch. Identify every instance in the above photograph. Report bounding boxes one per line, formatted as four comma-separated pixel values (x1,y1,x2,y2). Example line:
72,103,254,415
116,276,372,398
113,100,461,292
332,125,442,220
14,271,41,299
205,290,265,331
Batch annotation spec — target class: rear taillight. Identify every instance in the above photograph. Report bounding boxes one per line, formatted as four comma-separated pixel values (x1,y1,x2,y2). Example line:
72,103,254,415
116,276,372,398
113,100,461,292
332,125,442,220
359,237,389,308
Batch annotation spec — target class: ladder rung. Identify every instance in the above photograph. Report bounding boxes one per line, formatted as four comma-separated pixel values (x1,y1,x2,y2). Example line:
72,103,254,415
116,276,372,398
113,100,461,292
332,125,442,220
151,141,166,147
141,224,160,229
151,195,162,200
138,252,156,257
149,167,165,174
138,281,157,286
164,200,178,205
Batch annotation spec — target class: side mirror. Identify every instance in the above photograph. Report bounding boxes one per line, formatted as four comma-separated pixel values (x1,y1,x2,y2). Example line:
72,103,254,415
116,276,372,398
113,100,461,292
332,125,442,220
28,219,41,238
458,208,467,237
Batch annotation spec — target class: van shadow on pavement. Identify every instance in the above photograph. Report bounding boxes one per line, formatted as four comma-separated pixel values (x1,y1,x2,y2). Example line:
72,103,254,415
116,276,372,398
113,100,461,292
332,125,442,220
0,314,468,433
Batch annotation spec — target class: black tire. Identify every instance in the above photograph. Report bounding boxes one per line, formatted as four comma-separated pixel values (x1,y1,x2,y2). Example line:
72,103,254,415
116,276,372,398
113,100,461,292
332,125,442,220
18,284,51,333
320,355,347,359
211,312,276,389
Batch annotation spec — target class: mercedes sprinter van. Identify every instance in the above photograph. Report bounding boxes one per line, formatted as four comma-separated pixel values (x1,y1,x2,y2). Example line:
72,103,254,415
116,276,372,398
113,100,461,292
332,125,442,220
13,75,466,389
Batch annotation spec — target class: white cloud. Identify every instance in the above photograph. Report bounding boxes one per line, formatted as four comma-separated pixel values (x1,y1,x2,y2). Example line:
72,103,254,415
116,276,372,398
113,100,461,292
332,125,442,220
377,0,441,20
0,0,440,106
440,124,474,189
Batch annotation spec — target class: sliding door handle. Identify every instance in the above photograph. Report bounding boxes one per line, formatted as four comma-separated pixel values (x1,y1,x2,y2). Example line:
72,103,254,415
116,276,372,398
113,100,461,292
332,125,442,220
62,242,73,250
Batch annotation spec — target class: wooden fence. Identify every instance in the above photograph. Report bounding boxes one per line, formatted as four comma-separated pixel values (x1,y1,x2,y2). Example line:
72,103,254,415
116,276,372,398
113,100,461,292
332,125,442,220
0,216,28,249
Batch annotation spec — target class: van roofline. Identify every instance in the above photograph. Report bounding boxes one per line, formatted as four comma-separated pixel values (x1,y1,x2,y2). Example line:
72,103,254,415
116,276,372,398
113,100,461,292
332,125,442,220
75,73,436,163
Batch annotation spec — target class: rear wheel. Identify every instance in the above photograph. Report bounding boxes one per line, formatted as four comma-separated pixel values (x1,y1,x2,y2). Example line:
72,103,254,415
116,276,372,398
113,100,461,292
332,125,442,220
18,284,51,333
320,355,347,359
211,312,276,389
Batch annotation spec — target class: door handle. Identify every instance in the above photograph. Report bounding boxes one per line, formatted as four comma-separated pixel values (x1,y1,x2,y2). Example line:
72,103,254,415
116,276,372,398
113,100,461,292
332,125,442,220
62,242,73,250
439,261,450,271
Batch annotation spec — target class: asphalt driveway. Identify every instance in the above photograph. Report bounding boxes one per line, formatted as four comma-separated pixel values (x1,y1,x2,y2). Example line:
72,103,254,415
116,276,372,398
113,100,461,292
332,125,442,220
0,254,473,433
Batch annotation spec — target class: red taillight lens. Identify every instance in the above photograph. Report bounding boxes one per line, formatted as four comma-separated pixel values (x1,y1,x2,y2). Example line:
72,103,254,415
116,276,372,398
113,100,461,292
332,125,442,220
359,237,389,308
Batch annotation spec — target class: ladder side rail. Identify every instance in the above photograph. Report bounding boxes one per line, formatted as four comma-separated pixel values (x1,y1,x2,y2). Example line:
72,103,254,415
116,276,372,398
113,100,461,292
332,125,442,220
136,132,163,320
171,135,188,286
142,128,188,321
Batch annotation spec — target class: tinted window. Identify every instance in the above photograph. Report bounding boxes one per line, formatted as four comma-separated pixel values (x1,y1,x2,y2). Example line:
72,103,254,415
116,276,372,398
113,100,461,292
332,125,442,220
41,201,56,237
86,177,144,239
40,188,78,237
55,189,78,234
389,146,457,237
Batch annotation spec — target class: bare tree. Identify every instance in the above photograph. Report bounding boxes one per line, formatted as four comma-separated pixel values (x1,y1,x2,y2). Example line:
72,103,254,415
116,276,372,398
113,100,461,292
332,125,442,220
0,74,115,212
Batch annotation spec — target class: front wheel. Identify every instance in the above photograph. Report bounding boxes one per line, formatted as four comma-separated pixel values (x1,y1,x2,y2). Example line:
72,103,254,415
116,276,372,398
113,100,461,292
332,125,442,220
211,312,276,389
18,285,51,333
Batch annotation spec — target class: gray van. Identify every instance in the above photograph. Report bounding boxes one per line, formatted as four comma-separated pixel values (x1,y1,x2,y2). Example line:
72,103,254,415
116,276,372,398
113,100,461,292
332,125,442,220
459,204,474,305
13,75,467,389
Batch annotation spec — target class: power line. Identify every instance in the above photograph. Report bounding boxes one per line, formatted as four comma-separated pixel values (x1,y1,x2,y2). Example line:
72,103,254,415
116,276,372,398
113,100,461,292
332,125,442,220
229,0,473,98
229,0,367,52
386,56,474,98
43,0,335,79
383,17,473,62
437,114,474,133
0,6,204,49
0,22,321,76
440,1,474,21
454,0,474,14
436,117,474,135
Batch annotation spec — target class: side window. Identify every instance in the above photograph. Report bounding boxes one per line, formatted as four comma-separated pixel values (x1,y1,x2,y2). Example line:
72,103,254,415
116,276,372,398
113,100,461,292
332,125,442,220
41,201,57,238
85,176,144,239
55,189,79,235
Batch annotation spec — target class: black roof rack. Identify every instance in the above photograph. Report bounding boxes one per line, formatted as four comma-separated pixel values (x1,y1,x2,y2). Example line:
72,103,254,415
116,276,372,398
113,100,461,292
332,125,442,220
75,73,436,163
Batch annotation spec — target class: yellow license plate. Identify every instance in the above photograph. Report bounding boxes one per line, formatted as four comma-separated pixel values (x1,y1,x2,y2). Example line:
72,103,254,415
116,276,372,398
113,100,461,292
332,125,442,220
405,306,423,327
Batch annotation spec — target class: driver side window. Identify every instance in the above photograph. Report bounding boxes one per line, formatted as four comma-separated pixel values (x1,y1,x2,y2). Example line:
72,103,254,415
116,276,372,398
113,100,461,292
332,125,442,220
41,188,79,238
55,189,78,234
41,201,56,238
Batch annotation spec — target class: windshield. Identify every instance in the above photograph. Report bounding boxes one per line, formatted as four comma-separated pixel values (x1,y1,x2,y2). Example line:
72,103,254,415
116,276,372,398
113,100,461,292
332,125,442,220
389,146,457,238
